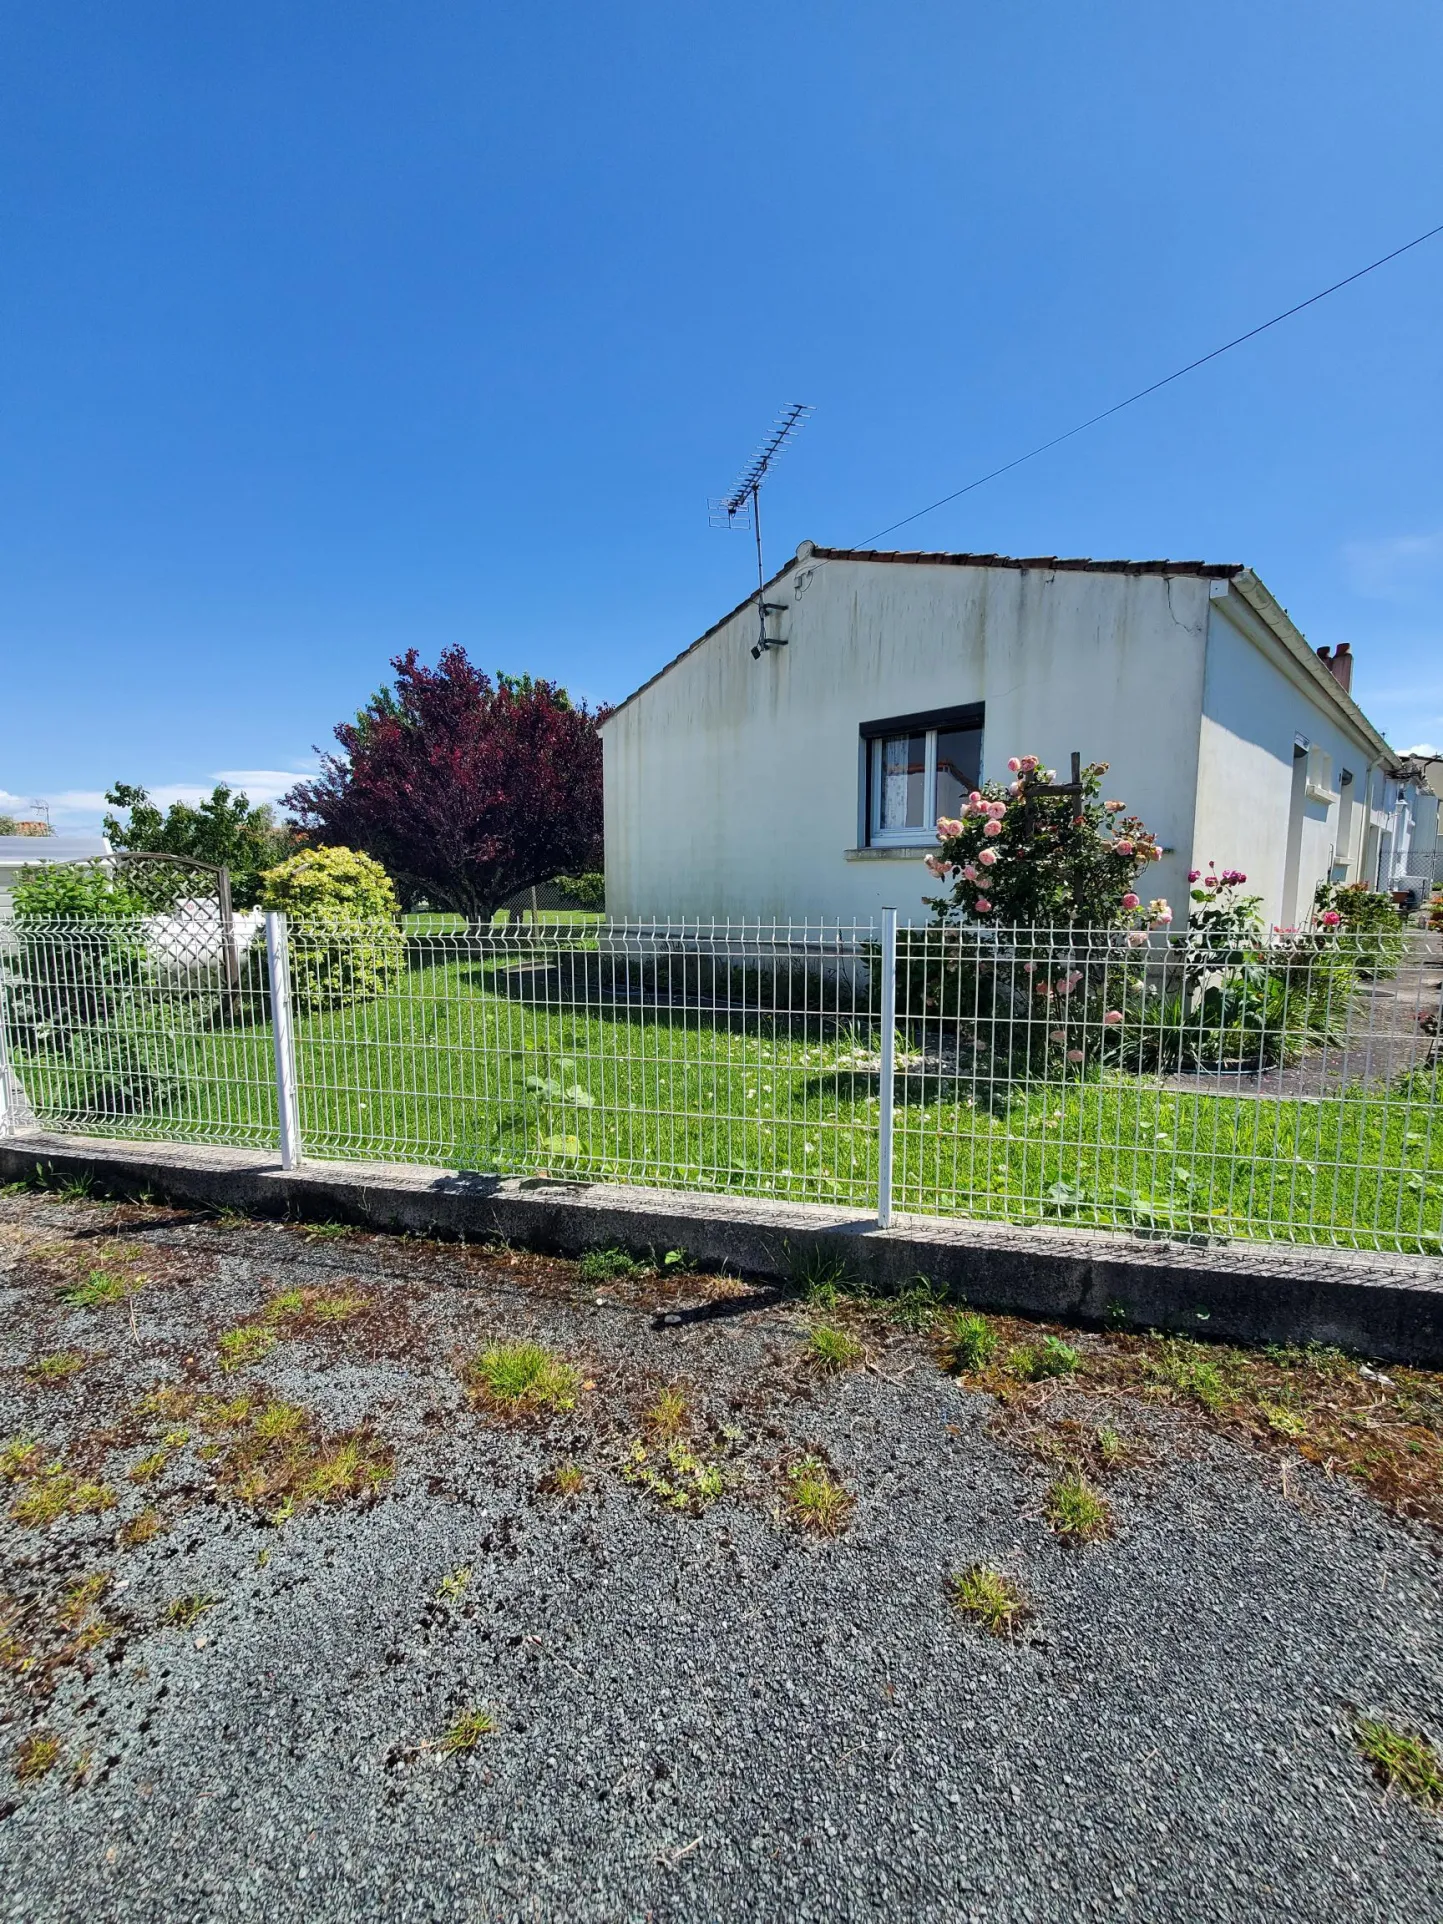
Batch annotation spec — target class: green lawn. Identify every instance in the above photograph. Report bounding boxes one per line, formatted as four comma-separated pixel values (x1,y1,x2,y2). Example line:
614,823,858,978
13,951,1442,1255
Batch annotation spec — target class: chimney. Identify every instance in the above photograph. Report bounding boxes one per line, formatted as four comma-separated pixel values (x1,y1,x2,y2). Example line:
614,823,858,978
1315,642,1353,694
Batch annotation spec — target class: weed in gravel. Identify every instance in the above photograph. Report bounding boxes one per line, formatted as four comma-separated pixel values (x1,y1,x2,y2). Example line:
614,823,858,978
295,1437,392,1504
1256,1398,1309,1437
165,1594,219,1629
1044,1471,1113,1543
302,1221,352,1242
252,1401,307,1443
119,1509,163,1548
310,1291,367,1324
63,1270,137,1309
644,1386,689,1437
467,1340,583,1415
1010,1337,1080,1382
784,1455,852,1536
787,1243,851,1308
943,1310,999,1372
438,1706,496,1754
27,1351,89,1383
1,1437,41,1482
136,1385,197,1423
888,1276,947,1332
579,1246,644,1281
218,1324,278,1371
11,1467,117,1528
128,1451,167,1484
949,1565,1031,1638
1354,1717,1443,1806
57,1573,110,1628
622,1439,724,1512
68,1748,94,1790
436,1566,472,1605
161,1428,190,1448
542,1462,586,1497
269,1289,308,1316
807,1324,864,1372
1094,1424,1126,1469
14,1733,61,1782
1144,1338,1235,1414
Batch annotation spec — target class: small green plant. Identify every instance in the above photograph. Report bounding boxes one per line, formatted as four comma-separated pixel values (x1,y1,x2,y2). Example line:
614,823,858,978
889,1276,947,1332
63,1270,135,1309
1044,1471,1112,1543
543,1461,586,1497
0,1436,40,1482
468,1340,583,1413
27,1351,88,1382
784,1455,852,1536
1011,1336,1080,1382
437,1706,497,1755
252,1402,307,1443
645,1386,689,1438
1146,1338,1233,1414
622,1439,724,1511
119,1508,163,1548
128,1451,168,1483
436,1566,473,1605
1354,1717,1443,1807
578,1245,643,1282
944,1310,999,1372
787,1243,850,1307
14,1732,62,1782
58,1173,96,1201
302,1221,352,1242
949,1564,1031,1638
165,1593,219,1629
1257,1398,1309,1438
218,1325,279,1371
1094,1423,1126,1469
807,1324,864,1373
310,1291,368,1323
57,1572,111,1627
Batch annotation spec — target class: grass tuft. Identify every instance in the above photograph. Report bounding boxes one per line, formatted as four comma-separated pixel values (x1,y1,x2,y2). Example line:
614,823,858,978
218,1324,278,1372
27,1351,89,1383
1,1437,41,1483
14,1733,61,1782
119,1508,163,1548
944,1310,999,1373
542,1461,586,1497
467,1340,582,1414
949,1564,1031,1638
1010,1336,1080,1382
578,1245,644,1281
63,1270,137,1309
437,1705,496,1754
644,1386,689,1437
784,1454,852,1536
1044,1471,1113,1543
807,1324,864,1373
128,1451,168,1484
1354,1717,1443,1806
436,1566,472,1605
164,1593,219,1629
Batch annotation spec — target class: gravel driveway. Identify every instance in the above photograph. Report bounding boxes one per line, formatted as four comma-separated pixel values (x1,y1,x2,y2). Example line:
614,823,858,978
1,1190,1440,1923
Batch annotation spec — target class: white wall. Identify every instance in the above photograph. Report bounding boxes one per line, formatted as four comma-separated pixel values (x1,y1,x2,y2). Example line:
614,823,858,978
1193,598,1379,926
603,555,1212,922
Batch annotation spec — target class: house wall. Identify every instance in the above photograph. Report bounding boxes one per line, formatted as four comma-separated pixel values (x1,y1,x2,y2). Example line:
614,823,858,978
1193,598,1379,926
602,556,1213,922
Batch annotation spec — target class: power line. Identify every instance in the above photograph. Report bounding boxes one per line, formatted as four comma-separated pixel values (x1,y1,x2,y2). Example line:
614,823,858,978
856,219,1443,548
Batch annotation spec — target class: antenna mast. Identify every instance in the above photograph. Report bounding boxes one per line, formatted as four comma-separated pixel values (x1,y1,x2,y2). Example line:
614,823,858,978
710,402,813,656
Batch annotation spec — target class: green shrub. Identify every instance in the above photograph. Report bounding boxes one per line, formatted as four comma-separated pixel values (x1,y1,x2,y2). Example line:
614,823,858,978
1314,881,1405,977
259,847,403,1009
554,871,605,912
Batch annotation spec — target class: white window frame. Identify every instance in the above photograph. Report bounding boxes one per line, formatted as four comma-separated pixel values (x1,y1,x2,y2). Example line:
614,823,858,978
860,706,984,848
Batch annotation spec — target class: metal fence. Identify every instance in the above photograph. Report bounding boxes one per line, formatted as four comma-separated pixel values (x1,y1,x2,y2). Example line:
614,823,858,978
2,910,1440,1256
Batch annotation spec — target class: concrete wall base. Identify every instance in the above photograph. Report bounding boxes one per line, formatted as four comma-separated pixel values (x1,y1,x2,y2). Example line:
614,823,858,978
3,1132,1442,1365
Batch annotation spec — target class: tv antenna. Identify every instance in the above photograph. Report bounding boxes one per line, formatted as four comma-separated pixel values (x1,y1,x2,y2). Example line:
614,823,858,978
710,402,813,657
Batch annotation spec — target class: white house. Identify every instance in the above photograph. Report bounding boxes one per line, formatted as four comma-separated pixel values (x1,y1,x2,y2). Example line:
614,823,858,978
0,833,111,908
601,542,1410,926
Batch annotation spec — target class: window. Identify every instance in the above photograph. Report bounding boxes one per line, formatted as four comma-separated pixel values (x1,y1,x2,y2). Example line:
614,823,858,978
860,704,984,846
1305,743,1337,804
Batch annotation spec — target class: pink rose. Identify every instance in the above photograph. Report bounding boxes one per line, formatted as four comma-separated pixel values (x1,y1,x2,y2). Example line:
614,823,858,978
1320,909,1341,928
1188,869,1200,882
1007,757,1021,773
968,791,982,808
1122,892,1140,910
1067,1049,1085,1063
1114,839,1135,857
979,847,998,867
1036,980,1052,996
936,816,964,839
1102,1010,1122,1026
983,820,1002,839
974,897,992,913
1023,961,1036,972
963,863,978,882
1049,1028,1067,1043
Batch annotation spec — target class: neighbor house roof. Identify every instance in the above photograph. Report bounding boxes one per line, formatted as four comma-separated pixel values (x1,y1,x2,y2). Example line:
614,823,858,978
601,543,1393,762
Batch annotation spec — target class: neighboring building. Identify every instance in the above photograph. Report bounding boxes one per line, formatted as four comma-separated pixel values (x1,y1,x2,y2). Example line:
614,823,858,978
0,833,111,907
601,542,1406,925
1383,754,1442,904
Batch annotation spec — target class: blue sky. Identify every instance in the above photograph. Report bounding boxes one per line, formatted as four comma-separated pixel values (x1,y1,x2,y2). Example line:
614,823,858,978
2,1,1441,830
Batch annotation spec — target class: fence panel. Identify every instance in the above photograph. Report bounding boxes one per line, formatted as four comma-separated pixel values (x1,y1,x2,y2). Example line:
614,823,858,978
891,923,1442,1252
0,912,278,1149
285,919,883,1202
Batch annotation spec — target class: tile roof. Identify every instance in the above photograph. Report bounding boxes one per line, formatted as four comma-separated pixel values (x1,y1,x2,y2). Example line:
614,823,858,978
807,545,1243,578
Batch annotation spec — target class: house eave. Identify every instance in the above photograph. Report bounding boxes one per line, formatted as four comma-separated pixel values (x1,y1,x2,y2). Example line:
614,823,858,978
1226,570,1393,762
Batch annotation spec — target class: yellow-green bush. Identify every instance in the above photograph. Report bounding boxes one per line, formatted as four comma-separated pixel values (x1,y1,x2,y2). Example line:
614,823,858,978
259,847,403,1009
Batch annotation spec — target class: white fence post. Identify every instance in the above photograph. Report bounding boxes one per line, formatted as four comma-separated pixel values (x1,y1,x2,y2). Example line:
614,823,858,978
877,906,897,1228
0,986,15,1139
264,911,302,1170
